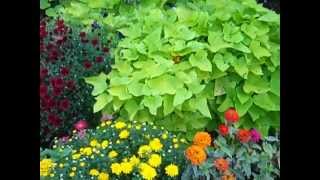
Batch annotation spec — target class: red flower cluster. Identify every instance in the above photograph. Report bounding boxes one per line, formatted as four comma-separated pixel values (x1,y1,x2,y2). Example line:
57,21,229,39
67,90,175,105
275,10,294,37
236,129,251,143
224,108,239,123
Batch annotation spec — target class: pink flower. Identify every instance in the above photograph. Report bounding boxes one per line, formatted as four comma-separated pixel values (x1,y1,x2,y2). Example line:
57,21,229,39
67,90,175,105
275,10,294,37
74,120,88,131
250,129,261,143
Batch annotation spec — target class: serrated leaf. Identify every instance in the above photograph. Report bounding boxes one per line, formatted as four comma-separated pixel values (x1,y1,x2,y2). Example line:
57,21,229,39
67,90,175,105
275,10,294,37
84,73,108,96
127,81,145,97
208,31,232,52
142,96,163,115
143,26,162,53
108,85,132,100
243,74,270,94
173,87,192,106
189,50,212,72
124,99,139,120
94,93,113,113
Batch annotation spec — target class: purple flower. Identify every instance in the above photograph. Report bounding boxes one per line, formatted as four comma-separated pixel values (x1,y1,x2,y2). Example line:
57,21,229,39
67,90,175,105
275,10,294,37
250,129,261,143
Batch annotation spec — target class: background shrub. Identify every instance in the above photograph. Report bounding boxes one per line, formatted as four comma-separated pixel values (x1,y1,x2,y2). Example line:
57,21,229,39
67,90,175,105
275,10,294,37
40,18,119,147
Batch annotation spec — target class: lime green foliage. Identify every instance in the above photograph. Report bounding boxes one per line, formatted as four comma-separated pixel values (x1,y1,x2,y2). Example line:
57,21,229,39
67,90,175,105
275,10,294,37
85,0,279,137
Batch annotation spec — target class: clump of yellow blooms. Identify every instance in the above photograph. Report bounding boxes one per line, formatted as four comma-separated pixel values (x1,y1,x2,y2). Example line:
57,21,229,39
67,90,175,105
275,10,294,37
89,169,100,176
119,129,130,139
138,145,152,157
120,162,133,174
149,138,163,152
129,155,140,166
101,140,109,149
139,163,157,180
111,163,122,175
115,121,126,129
108,150,118,158
165,164,179,177
40,159,55,177
98,172,109,180
148,154,162,167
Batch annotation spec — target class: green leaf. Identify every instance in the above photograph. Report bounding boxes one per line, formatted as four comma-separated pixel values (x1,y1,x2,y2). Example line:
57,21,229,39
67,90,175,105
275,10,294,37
128,81,145,96
232,43,251,53
147,74,181,95
93,93,113,113
142,96,163,115
236,87,250,104
231,56,248,78
124,99,140,120
113,61,133,76
217,96,233,112
235,98,253,117
163,95,174,116
214,78,226,96
243,74,270,94
118,24,142,39
270,68,280,96
45,8,57,17
194,97,211,118
250,40,271,59
40,0,50,9
187,82,205,94
108,85,132,100
143,26,162,53
87,0,108,8
213,53,229,72
84,73,108,96
189,50,212,72
112,97,124,111
258,12,280,23
248,105,265,122
173,87,193,106
208,31,232,53
253,93,280,111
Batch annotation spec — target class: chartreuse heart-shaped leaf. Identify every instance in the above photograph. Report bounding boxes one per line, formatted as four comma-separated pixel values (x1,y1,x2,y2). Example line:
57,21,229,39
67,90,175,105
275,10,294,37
243,73,270,94
142,96,163,115
173,87,192,106
94,93,113,113
189,50,212,72
84,73,108,96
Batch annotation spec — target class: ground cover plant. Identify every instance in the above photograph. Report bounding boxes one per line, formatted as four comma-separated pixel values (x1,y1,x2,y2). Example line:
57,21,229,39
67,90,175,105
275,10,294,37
40,119,188,179
40,18,119,146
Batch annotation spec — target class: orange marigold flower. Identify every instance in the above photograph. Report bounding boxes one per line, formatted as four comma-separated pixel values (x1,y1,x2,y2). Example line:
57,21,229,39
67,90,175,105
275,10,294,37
193,132,212,148
214,158,229,172
236,129,251,143
221,173,236,180
185,145,207,165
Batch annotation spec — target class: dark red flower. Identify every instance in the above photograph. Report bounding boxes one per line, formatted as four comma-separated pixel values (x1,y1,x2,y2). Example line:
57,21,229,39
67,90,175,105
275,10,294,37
49,50,59,60
83,60,92,69
48,114,62,127
79,32,86,38
40,68,48,79
46,98,56,109
59,99,70,111
40,84,48,98
218,124,229,136
224,108,239,123
81,39,89,43
66,80,76,90
60,67,69,76
91,38,98,46
53,87,63,97
103,47,109,53
50,77,64,89
74,120,88,131
46,43,55,50
95,56,103,63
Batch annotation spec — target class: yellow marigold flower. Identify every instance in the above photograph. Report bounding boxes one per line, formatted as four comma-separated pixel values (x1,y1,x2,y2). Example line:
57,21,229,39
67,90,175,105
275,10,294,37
148,154,162,167
165,164,179,177
119,130,130,139
120,162,133,174
111,163,122,175
90,139,99,147
98,172,109,180
138,145,152,157
161,134,168,139
106,121,112,125
101,140,109,149
40,159,55,177
108,150,118,158
129,155,140,166
89,169,100,176
101,122,106,127
82,147,93,156
80,162,85,167
72,153,81,160
174,144,179,149
115,121,126,129
69,172,75,177
173,138,178,143
149,138,163,152
139,163,157,180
